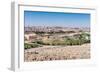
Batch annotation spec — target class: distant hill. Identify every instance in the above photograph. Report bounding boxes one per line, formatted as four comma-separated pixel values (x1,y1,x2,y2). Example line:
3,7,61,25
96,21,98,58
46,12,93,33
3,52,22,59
24,26,90,33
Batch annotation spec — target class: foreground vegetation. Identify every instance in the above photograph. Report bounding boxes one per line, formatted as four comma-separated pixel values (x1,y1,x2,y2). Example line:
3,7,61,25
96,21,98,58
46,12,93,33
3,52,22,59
24,32,90,49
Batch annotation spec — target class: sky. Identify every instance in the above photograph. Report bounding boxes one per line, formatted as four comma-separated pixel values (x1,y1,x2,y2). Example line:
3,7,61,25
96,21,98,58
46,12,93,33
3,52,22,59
24,11,90,28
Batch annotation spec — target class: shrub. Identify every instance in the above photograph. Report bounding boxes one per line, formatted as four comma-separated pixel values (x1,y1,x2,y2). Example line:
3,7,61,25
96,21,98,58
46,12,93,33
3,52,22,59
64,38,82,45
35,40,44,45
24,43,42,49
31,43,40,48
78,33,90,44
24,43,31,49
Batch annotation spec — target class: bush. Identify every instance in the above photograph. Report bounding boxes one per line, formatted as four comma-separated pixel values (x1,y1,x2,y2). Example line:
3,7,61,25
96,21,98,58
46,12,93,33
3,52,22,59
64,38,82,45
63,32,90,46
24,43,31,49
24,43,42,49
31,43,40,48
35,40,45,45
78,33,90,44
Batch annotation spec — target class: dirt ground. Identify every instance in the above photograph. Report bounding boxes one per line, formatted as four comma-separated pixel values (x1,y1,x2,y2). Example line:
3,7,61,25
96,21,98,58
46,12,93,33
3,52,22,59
24,44,90,62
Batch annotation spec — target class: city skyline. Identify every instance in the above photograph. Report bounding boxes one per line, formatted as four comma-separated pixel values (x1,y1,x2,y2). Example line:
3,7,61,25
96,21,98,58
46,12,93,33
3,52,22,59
24,11,90,28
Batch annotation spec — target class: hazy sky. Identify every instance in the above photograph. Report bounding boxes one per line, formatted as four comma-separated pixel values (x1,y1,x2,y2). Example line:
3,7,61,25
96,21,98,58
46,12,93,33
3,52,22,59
24,11,90,28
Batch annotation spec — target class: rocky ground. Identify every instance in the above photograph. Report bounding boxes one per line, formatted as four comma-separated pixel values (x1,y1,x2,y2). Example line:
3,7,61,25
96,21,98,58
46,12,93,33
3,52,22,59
24,44,90,62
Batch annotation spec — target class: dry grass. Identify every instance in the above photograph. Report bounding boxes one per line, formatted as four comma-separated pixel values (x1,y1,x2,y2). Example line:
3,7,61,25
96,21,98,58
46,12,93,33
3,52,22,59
24,44,90,62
